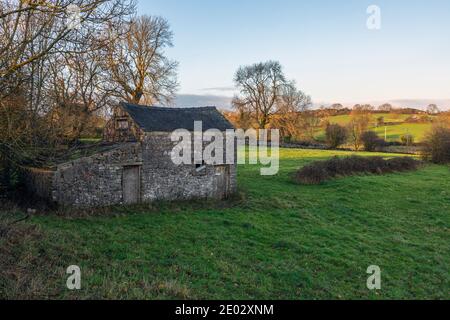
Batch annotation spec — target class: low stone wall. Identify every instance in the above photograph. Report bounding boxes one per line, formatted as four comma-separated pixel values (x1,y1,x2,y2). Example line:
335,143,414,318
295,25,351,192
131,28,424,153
52,143,142,208
280,142,329,150
379,145,423,155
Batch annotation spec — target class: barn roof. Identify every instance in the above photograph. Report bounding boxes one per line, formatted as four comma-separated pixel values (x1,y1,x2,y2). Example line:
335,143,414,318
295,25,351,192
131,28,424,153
121,103,235,132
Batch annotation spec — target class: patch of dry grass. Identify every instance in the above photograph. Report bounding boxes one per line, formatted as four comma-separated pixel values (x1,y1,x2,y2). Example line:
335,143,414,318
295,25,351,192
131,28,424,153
0,210,66,299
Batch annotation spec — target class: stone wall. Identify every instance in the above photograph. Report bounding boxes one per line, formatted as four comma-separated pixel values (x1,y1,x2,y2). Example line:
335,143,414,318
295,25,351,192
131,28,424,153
103,106,144,143
140,132,237,202
25,132,237,208
52,143,142,207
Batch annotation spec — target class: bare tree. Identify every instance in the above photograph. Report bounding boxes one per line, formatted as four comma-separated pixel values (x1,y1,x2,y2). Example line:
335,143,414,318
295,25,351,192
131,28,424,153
427,104,440,115
234,61,288,130
331,103,344,110
45,48,119,141
347,105,372,151
273,82,312,140
378,103,393,112
231,97,255,130
279,82,311,113
0,0,135,96
0,0,135,184
105,15,179,105
301,110,321,141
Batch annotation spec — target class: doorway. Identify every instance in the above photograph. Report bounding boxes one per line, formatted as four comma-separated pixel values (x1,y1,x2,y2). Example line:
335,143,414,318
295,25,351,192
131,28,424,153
214,165,230,200
122,166,141,204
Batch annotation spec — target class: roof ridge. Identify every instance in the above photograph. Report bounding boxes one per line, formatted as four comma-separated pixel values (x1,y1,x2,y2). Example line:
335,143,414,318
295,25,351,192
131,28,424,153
119,102,234,132
120,102,217,111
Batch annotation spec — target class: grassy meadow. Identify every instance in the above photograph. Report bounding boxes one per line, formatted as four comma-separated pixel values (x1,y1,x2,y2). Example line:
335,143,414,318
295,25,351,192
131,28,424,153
1,148,449,299
314,113,433,143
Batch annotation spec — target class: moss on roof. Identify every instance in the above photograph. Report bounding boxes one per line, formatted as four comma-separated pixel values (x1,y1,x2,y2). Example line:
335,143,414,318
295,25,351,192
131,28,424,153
37,142,137,169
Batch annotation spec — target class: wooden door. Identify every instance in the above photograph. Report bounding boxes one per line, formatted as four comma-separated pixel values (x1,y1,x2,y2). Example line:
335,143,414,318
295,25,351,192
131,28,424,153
215,166,230,200
123,166,140,204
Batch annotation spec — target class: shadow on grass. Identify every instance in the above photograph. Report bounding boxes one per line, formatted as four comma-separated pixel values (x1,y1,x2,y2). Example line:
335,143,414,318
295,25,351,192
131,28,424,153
2,189,248,219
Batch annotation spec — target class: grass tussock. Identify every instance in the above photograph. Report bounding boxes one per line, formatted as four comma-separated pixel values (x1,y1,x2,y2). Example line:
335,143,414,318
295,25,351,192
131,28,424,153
293,156,421,185
0,212,64,299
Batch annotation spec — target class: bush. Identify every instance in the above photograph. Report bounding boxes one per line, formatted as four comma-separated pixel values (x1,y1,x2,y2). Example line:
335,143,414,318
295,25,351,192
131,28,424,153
361,131,385,151
377,116,385,126
325,124,347,148
293,156,420,185
423,126,450,164
386,157,420,172
292,162,329,185
400,134,415,146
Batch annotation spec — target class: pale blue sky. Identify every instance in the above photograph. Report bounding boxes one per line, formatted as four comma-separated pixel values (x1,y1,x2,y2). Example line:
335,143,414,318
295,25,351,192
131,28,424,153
138,0,450,108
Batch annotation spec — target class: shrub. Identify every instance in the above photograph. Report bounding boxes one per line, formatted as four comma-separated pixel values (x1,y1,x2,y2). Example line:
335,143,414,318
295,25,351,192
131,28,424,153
400,134,415,146
361,131,385,151
386,157,420,172
293,156,420,185
293,162,329,185
377,116,385,126
347,118,369,151
422,126,450,164
325,124,347,148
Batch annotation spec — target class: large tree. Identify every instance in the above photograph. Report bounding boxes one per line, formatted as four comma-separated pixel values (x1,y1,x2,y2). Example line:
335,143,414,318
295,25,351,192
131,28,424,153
378,103,393,112
427,104,440,115
273,81,312,140
46,49,118,141
0,0,135,96
233,61,288,130
105,15,179,105
0,0,135,184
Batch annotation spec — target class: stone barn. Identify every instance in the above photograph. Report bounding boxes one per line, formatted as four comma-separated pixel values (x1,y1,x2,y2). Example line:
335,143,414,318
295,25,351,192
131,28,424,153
24,103,237,208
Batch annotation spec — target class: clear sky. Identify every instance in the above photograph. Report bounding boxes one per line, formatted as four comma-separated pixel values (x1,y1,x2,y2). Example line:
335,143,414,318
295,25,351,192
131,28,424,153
138,0,450,108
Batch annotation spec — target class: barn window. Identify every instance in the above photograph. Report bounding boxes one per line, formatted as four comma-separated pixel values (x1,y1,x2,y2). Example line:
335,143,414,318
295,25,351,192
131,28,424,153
195,161,207,174
116,119,129,130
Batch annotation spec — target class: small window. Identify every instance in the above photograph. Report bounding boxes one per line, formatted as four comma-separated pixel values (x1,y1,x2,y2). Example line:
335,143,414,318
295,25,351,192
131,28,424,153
195,161,207,173
116,119,129,130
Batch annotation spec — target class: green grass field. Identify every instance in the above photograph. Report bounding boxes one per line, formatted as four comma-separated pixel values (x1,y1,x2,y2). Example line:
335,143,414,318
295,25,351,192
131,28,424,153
325,113,412,125
315,114,433,143
1,148,449,299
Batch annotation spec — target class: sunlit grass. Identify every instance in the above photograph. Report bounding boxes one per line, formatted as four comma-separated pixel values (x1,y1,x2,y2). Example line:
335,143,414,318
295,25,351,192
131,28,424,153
2,148,449,299
315,114,433,143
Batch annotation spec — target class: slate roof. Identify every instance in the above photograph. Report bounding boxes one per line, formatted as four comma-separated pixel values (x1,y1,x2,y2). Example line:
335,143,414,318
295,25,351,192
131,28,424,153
121,102,235,132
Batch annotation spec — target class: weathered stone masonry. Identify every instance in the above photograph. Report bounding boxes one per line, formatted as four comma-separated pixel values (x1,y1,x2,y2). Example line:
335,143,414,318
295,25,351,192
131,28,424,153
24,103,237,208
52,143,142,207
140,132,237,203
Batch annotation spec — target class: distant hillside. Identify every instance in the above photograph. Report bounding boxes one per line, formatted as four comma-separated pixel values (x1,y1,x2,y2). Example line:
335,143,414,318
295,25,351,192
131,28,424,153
314,113,436,143
174,95,450,111
314,99,450,111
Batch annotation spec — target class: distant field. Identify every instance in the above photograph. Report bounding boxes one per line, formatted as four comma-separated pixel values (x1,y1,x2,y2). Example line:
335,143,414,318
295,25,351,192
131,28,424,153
315,113,433,143
326,113,412,125
2,148,448,299
371,123,432,142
